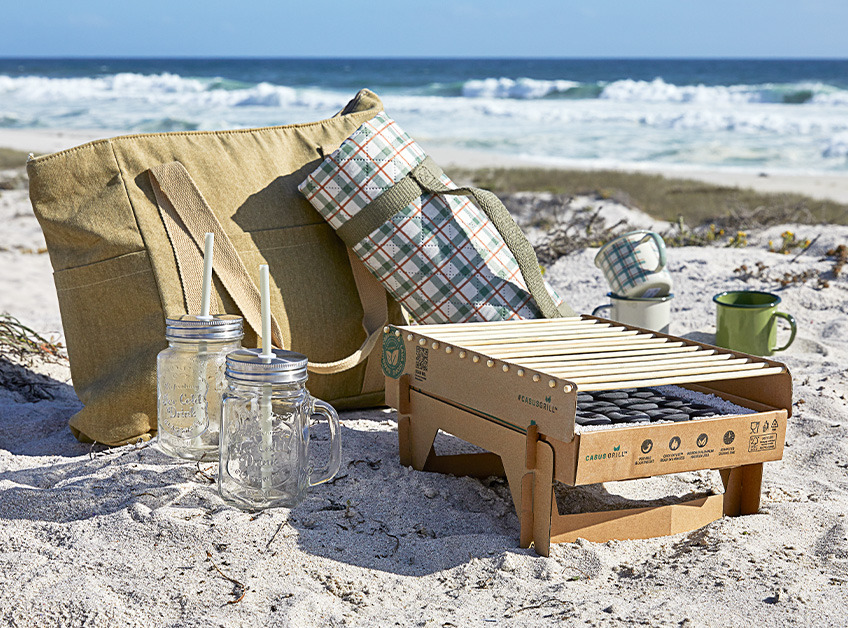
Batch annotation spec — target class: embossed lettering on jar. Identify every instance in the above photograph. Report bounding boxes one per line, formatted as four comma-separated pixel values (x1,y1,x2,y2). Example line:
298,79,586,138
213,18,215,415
156,315,243,460
219,348,341,510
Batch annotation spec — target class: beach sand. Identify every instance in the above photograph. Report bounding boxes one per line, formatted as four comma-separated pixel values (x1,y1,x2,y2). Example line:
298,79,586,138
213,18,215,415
1,130,847,627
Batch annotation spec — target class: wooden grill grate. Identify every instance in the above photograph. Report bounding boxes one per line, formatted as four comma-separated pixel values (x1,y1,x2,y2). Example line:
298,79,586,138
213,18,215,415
402,316,786,392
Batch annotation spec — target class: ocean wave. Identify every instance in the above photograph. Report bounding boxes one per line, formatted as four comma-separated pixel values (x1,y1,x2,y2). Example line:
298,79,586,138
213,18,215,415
3,72,847,111
461,77,582,99
823,132,848,159
2,70,848,172
457,76,848,105
0,72,346,110
598,77,839,105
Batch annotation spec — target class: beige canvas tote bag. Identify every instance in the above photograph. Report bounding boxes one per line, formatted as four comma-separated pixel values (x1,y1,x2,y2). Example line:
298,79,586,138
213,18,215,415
27,89,401,446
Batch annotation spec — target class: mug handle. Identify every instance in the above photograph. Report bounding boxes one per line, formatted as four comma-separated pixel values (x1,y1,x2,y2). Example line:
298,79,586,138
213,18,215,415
307,399,342,486
772,311,797,352
639,231,667,272
591,304,612,317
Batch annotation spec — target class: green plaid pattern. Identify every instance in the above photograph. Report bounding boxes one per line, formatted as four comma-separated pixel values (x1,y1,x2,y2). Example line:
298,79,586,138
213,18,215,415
299,113,564,324
299,112,426,230
597,235,654,294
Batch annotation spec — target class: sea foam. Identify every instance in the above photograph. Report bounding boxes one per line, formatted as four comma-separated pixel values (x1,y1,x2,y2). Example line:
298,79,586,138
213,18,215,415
2,70,847,172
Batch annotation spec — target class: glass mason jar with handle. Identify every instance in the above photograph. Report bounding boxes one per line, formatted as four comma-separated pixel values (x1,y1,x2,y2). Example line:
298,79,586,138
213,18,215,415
157,314,244,461
219,347,341,510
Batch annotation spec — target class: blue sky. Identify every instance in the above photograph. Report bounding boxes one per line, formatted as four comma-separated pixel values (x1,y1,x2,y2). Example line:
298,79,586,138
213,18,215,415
3,0,847,58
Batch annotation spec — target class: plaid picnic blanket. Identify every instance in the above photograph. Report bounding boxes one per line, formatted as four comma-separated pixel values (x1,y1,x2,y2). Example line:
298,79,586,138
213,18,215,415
298,112,569,324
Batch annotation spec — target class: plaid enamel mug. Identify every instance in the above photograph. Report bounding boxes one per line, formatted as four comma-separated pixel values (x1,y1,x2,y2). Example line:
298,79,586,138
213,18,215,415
594,230,672,298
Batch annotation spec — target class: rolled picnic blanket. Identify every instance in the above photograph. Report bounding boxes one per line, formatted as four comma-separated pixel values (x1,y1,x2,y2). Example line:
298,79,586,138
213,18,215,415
298,111,574,324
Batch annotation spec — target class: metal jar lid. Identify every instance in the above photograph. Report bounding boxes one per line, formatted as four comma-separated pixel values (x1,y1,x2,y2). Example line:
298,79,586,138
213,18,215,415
225,348,308,384
165,314,244,341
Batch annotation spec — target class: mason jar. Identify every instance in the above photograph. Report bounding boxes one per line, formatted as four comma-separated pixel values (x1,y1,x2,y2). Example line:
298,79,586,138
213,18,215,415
156,314,243,461
219,348,341,510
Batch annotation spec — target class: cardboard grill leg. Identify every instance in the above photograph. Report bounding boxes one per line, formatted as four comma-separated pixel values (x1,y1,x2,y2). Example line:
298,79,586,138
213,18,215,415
390,376,775,556
720,463,764,516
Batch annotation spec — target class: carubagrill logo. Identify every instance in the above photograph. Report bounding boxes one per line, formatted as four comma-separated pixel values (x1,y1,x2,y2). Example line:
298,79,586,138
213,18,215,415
517,393,558,413
381,333,406,379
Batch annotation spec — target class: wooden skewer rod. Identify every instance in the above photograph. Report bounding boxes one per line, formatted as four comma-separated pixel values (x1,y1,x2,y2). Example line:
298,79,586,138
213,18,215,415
485,336,677,358
428,323,622,342
514,346,714,367
568,361,772,385
455,328,644,348
571,366,785,391
411,317,585,334
482,341,689,360
422,323,617,342
544,356,751,377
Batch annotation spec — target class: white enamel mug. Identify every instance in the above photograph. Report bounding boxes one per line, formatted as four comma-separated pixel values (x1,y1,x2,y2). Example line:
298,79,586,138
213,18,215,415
594,230,673,298
592,292,674,334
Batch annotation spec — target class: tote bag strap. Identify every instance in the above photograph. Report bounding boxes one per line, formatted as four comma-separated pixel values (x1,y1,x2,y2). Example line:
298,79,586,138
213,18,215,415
335,156,575,319
149,161,387,376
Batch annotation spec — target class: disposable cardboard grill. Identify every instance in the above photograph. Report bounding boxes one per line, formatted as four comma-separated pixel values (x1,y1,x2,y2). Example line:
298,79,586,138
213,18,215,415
382,316,791,556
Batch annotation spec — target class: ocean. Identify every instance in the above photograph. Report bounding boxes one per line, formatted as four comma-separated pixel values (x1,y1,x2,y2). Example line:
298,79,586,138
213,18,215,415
2,57,847,174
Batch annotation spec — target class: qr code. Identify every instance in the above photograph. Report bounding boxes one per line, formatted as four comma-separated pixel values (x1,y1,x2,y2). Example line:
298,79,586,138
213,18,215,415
415,346,429,381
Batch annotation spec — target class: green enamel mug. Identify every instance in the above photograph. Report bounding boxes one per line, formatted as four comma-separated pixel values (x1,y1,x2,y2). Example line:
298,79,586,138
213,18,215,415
713,290,797,356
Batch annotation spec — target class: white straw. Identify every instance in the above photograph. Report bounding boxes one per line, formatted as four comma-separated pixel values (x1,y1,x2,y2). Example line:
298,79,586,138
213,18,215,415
193,232,214,452
258,264,273,495
198,232,214,320
259,264,272,358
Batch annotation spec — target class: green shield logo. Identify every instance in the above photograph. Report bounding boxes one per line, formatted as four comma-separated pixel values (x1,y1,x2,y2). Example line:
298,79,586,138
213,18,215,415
381,333,406,379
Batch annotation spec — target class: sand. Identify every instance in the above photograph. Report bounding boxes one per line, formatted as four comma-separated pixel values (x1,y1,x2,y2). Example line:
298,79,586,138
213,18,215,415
1,130,848,627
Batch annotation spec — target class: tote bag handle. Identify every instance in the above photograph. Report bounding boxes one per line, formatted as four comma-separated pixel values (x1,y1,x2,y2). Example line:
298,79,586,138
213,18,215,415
149,161,387,376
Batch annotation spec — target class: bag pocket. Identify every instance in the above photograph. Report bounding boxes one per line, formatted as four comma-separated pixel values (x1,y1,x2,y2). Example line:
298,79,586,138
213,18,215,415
53,250,165,445
233,223,380,403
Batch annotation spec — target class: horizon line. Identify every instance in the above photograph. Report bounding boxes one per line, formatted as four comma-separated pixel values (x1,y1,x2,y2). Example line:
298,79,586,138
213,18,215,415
1,54,848,62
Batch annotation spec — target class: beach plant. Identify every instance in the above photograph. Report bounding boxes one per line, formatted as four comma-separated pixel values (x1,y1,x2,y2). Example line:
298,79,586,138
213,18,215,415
0,314,65,402
733,244,847,290
532,206,634,263
768,230,812,255
727,231,748,248
452,166,848,227
0,313,64,363
661,218,727,247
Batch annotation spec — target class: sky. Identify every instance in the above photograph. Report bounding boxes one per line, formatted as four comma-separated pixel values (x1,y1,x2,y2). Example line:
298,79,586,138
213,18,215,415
2,0,847,59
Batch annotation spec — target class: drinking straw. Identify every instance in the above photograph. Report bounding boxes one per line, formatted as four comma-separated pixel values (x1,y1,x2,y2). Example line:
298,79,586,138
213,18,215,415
195,232,214,451
198,232,215,320
258,264,274,494
260,264,273,359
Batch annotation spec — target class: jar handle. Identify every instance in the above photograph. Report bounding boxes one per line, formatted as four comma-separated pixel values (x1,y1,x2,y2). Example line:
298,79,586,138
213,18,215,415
308,399,342,487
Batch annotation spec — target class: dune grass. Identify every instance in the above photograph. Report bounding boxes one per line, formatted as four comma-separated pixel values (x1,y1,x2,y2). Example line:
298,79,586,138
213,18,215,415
450,167,848,228
0,148,30,169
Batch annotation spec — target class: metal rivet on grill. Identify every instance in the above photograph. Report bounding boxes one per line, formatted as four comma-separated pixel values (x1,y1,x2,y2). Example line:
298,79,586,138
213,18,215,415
445,346,453,354
383,326,390,333
432,342,440,350
459,351,467,359
486,360,494,368
418,339,426,346
563,384,573,393
394,330,401,337
472,355,480,363
533,374,541,382
517,369,525,377
502,365,509,372
407,334,414,341
548,380,556,388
